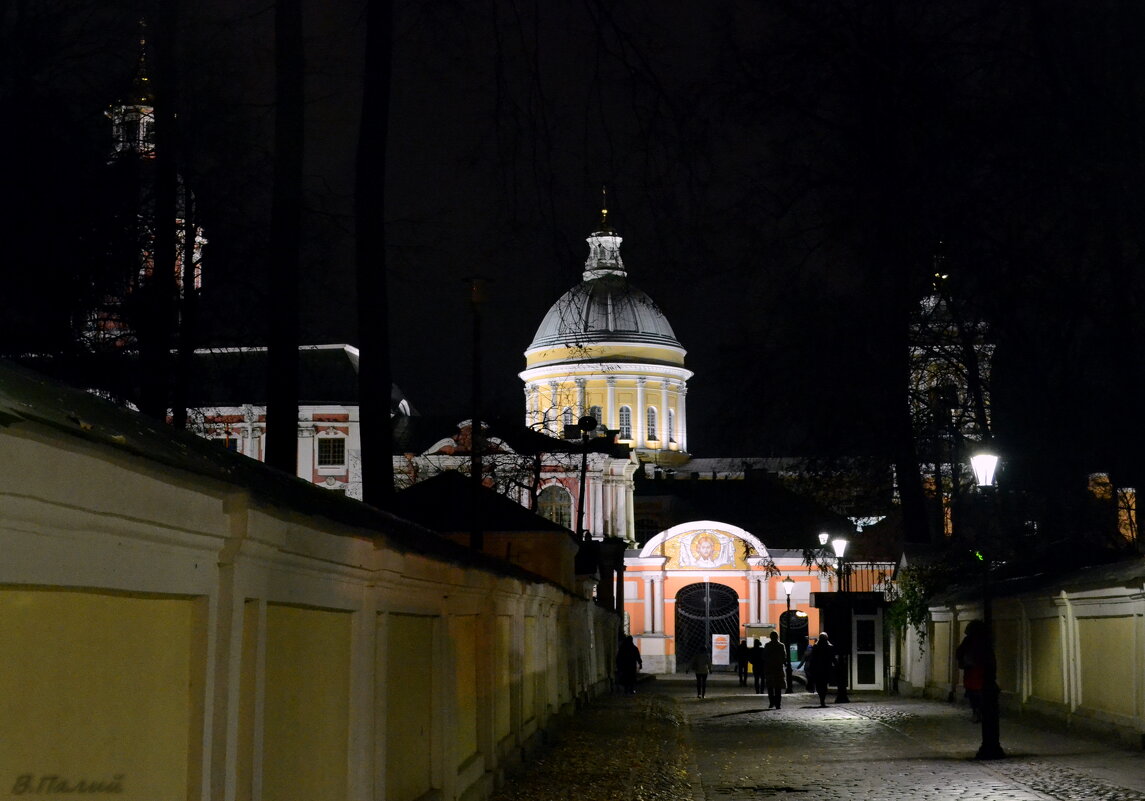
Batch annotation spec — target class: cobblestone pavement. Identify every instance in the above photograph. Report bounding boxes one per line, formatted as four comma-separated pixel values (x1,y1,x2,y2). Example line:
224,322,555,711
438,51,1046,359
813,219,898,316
678,675,1145,801
491,673,1145,801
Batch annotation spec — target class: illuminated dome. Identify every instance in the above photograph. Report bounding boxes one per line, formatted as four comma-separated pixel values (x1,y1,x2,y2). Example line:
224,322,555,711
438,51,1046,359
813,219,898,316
521,217,692,462
528,229,682,355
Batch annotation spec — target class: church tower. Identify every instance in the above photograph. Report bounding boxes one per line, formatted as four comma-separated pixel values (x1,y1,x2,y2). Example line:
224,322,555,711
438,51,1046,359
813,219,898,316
521,206,692,465
83,23,205,351
908,254,994,537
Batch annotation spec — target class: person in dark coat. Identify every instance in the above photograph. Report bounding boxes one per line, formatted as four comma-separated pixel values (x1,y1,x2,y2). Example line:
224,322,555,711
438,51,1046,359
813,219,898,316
805,632,837,707
735,639,750,686
688,648,713,699
748,639,765,694
761,631,788,709
955,620,990,722
615,635,643,694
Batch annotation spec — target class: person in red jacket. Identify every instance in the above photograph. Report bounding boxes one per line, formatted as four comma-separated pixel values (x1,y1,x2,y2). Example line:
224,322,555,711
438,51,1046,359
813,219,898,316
956,620,990,723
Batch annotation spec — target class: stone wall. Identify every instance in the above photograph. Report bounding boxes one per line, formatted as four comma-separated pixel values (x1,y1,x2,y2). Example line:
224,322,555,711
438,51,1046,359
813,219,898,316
0,411,617,801
898,571,1145,748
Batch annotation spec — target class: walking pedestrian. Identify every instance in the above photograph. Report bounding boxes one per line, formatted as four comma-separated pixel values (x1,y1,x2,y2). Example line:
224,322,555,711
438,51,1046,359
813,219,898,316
688,648,713,699
805,632,837,707
735,639,750,686
615,635,643,695
762,631,788,709
749,639,765,694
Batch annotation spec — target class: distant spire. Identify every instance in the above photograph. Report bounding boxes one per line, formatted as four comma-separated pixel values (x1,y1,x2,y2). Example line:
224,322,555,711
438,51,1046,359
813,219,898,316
106,19,156,158
932,241,948,292
131,19,154,105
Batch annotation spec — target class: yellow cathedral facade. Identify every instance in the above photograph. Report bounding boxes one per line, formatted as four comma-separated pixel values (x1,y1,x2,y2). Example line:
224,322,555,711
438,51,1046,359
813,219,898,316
519,211,890,680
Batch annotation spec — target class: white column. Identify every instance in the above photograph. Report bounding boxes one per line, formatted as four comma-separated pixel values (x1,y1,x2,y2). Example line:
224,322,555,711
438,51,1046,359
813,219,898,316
576,378,587,418
758,577,770,625
635,377,646,448
601,475,613,538
591,472,604,536
748,576,759,625
652,577,663,632
548,381,559,432
678,385,688,452
643,577,654,631
606,378,617,431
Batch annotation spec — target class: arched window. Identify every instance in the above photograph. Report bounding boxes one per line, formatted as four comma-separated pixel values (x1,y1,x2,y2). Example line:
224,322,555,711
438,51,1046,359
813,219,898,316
647,407,658,441
588,405,603,428
618,406,632,439
538,485,572,529
668,409,676,443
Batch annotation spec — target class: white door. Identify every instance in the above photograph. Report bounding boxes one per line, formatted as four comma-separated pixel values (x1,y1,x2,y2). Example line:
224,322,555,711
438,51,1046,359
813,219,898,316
851,612,883,690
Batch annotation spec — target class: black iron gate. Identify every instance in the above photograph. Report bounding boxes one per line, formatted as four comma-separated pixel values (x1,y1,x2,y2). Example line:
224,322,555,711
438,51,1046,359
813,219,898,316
675,582,740,672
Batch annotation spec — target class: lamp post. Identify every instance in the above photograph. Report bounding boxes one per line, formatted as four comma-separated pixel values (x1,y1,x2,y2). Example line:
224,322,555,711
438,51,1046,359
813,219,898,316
782,575,795,692
831,536,850,703
970,445,1005,760
575,415,597,540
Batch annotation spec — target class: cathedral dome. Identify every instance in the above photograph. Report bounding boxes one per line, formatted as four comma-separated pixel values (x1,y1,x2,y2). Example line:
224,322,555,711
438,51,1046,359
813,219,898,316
521,218,691,461
529,275,681,351
527,227,682,355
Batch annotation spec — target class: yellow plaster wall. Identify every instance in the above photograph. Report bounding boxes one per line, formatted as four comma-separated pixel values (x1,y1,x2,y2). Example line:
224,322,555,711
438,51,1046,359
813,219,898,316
994,618,1019,693
0,588,199,801
523,617,537,722
494,616,512,741
235,601,260,801
385,613,436,801
930,620,951,685
262,604,350,801
525,344,686,367
1078,616,1135,715
451,616,479,765
1029,617,1064,703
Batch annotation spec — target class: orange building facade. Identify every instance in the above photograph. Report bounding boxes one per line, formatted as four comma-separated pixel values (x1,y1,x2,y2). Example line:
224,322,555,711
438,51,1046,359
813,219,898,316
622,520,835,674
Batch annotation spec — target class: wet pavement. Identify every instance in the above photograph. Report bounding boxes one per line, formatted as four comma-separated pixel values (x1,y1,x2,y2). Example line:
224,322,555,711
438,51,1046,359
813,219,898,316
491,672,1145,801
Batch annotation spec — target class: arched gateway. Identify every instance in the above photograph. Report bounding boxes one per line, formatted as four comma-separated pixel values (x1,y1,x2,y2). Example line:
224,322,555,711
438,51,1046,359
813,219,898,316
624,520,796,673
675,582,739,673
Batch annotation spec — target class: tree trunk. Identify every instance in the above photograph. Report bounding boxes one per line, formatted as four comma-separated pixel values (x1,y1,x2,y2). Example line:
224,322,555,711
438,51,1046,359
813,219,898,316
265,0,304,475
139,2,179,422
355,0,395,506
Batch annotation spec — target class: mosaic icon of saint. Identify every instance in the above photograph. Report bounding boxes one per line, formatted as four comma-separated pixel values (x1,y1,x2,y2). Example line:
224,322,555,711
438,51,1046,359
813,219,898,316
678,531,735,568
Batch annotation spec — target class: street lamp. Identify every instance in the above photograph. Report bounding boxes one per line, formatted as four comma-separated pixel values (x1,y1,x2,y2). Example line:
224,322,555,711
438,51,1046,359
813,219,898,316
782,575,795,692
831,536,851,703
970,443,1005,760
575,415,597,540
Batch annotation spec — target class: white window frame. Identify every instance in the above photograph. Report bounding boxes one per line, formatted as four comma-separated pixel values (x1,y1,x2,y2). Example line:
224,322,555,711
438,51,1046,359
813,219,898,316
618,406,632,440
316,429,347,475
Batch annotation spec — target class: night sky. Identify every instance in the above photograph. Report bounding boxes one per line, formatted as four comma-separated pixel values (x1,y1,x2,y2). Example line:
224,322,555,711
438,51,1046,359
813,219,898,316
5,1,1145,494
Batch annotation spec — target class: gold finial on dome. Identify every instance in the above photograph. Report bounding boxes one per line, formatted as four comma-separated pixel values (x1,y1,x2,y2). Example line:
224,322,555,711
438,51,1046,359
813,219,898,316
599,185,612,231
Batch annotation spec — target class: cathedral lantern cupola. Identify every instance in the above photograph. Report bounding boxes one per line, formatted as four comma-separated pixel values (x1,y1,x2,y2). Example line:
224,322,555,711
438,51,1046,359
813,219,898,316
521,206,692,464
